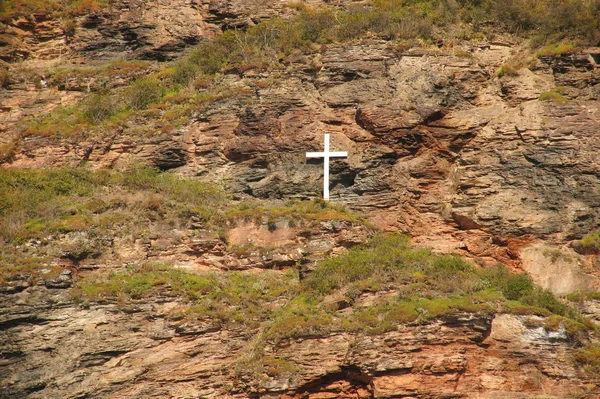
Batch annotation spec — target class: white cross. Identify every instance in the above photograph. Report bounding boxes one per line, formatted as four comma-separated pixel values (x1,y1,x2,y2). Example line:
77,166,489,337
306,134,348,200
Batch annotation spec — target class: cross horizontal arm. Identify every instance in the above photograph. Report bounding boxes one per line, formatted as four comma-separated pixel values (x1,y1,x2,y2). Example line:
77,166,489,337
306,151,348,158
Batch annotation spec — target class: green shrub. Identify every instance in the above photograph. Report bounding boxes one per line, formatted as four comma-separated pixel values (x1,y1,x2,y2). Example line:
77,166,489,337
124,77,163,110
297,7,336,42
491,0,597,44
431,255,471,272
172,61,200,86
187,40,233,75
502,272,534,300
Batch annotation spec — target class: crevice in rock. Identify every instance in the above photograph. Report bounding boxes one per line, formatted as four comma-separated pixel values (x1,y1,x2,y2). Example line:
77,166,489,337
287,365,374,398
0,316,49,331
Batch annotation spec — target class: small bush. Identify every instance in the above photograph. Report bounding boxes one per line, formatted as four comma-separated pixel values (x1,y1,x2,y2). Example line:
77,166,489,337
502,272,534,300
83,93,119,123
172,61,200,86
187,40,232,75
124,77,163,110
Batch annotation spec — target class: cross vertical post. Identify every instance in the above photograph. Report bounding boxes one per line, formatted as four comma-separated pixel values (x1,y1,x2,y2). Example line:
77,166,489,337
306,134,348,200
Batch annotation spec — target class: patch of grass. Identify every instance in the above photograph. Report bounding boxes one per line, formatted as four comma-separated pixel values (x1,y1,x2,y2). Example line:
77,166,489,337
303,234,478,297
0,167,227,283
544,314,592,341
537,43,576,57
539,88,568,103
492,0,598,46
573,231,600,255
345,295,492,335
575,343,600,375
266,295,334,339
0,251,57,285
497,63,519,78
48,59,153,89
567,291,600,303
74,263,219,301
226,198,362,228
21,101,91,139
75,265,298,329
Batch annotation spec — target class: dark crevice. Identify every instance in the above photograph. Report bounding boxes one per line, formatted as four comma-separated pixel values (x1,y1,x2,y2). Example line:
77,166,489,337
421,110,445,125
288,365,373,397
24,382,47,393
524,153,542,165
0,316,49,331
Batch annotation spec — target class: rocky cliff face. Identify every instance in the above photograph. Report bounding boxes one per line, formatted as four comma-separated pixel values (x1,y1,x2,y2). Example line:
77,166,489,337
1,1,600,398
3,286,597,399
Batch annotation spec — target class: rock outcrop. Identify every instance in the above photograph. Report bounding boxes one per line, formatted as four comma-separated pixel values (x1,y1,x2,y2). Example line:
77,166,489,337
5,41,600,276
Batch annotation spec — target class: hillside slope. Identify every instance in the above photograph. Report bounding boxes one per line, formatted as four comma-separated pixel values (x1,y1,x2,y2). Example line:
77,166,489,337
1,0,600,398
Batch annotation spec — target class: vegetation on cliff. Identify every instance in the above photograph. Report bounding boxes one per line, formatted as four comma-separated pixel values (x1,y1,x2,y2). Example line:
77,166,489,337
2,0,598,46
5,0,596,147
1,167,593,336
0,0,110,22
0,167,359,285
